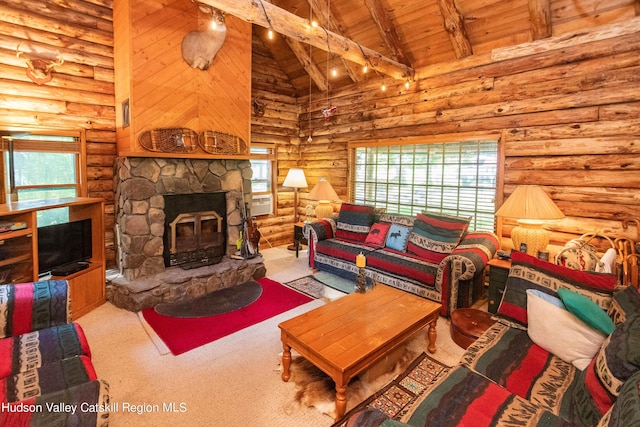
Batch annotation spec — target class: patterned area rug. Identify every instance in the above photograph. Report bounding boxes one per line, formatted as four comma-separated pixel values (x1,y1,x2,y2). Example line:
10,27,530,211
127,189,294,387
332,352,451,426
284,275,325,299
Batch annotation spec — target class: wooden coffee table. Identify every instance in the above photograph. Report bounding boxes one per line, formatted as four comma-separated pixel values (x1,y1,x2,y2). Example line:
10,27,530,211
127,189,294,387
278,284,440,420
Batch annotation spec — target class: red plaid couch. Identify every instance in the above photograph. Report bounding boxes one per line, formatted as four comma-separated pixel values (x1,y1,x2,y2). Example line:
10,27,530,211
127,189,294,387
0,280,109,427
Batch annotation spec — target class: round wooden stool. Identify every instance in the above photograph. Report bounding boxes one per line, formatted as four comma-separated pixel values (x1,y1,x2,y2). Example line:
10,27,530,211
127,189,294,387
450,308,496,349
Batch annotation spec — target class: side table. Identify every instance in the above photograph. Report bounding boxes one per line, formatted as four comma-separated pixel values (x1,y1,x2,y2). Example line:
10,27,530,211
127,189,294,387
450,308,496,349
487,258,511,314
293,222,308,258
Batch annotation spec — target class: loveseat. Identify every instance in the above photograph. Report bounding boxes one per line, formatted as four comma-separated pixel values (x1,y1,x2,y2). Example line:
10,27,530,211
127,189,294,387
305,203,499,316
0,280,109,426
341,252,640,427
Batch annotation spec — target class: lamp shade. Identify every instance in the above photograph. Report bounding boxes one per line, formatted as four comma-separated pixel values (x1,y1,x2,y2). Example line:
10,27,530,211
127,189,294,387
495,185,564,256
309,178,339,201
495,185,565,220
283,168,307,189
309,177,340,219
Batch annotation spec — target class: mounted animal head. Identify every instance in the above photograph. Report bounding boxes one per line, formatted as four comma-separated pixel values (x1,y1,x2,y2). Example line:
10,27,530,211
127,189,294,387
181,8,227,70
15,45,64,85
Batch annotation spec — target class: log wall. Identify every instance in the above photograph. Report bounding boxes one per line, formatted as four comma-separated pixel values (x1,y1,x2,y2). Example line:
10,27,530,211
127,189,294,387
0,0,117,266
298,28,640,256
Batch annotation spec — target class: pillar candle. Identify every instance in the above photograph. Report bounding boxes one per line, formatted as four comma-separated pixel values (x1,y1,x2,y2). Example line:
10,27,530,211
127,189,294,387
356,252,366,268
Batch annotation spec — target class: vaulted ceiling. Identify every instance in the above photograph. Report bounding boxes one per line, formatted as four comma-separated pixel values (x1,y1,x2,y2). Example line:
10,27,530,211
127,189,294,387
201,0,639,96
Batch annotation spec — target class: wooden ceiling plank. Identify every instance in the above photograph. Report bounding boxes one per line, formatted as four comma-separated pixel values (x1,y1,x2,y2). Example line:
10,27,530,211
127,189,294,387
307,0,361,83
285,37,328,91
363,0,412,66
437,0,473,59
528,0,552,40
197,0,413,80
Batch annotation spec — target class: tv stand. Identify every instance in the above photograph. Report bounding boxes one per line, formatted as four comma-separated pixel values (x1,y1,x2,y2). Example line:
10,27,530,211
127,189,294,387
0,197,105,318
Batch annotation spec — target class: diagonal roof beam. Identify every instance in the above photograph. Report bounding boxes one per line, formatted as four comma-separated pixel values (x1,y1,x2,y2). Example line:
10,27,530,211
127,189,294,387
528,0,552,40
198,0,413,80
307,0,361,82
437,0,473,59
363,0,412,67
284,37,328,91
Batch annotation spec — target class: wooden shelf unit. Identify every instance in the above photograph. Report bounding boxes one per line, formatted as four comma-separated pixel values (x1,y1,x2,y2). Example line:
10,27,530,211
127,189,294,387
0,197,106,318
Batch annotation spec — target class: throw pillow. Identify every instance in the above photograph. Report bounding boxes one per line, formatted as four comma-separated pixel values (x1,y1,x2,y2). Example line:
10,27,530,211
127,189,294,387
527,289,607,370
496,252,616,327
558,288,615,335
385,224,410,252
364,222,391,247
607,285,640,325
335,203,376,242
406,212,470,261
572,315,640,427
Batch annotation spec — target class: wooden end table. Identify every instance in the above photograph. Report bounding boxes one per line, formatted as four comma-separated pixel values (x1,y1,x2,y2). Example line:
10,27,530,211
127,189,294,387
278,284,441,420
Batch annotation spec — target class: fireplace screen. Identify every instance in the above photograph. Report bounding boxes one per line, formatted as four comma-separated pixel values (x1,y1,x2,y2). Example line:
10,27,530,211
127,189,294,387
168,210,225,269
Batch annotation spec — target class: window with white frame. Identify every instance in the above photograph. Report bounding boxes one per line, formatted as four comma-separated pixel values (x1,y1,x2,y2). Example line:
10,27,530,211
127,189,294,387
351,139,499,231
0,130,86,225
249,144,276,217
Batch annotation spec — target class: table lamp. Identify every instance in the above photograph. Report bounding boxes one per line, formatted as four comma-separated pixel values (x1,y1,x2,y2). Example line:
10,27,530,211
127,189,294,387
495,185,565,256
283,168,307,250
308,177,340,219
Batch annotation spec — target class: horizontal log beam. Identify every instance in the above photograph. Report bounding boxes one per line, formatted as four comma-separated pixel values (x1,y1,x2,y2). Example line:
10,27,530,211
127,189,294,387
198,0,412,80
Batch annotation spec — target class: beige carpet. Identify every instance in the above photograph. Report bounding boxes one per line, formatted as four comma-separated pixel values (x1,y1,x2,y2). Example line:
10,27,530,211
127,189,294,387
77,246,466,426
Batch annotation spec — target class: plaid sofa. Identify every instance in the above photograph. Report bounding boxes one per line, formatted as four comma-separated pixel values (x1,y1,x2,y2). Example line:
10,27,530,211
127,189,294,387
305,204,499,317
342,252,640,427
0,280,109,427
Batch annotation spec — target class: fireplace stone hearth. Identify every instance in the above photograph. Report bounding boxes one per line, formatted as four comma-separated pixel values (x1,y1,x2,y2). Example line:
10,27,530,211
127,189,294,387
110,157,266,310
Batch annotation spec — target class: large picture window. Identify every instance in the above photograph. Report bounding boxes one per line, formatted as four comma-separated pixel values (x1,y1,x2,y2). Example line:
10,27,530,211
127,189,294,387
351,139,498,231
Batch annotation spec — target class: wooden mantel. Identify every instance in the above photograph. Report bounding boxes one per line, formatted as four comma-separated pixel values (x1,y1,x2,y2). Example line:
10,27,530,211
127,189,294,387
113,0,252,158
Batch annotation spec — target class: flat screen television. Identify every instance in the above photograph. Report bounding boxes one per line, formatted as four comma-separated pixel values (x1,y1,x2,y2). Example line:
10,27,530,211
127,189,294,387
37,218,92,276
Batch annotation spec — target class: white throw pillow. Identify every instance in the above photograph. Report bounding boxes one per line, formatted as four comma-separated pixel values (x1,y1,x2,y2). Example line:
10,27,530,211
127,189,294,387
526,289,607,370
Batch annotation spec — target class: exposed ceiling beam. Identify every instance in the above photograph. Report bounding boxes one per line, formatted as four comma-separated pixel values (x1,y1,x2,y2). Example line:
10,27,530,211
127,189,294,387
528,0,552,40
197,0,413,80
307,0,361,82
284,37,327,91
437,0,473,59
363,0,412,66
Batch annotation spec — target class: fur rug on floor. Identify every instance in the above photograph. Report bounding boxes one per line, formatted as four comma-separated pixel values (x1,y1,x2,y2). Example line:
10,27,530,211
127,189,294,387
280,334,427,419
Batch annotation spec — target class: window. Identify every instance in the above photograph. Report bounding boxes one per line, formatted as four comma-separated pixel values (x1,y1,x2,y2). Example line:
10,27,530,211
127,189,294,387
249,144,276,217
0,130,86,225
351,139,498,231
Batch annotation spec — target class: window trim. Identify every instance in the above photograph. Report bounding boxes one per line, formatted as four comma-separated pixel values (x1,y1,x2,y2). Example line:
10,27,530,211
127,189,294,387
249,143,277,217
0,128,87,203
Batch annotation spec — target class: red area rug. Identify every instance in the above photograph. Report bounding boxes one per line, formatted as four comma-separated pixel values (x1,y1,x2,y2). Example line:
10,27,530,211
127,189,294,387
141,277,313,355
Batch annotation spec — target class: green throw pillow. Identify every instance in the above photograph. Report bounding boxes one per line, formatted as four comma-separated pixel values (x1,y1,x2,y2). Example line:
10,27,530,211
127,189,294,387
558,288,615,335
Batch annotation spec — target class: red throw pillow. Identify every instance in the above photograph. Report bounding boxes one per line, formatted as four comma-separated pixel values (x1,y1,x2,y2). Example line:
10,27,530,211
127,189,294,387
364,222,391,247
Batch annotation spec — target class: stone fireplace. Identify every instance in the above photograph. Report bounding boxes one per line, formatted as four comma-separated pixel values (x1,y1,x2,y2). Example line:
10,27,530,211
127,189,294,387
108,157,266,311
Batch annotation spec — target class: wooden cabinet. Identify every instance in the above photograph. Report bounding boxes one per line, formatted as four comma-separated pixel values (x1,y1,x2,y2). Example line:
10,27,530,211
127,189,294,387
0,198,105,318
487,258,511,314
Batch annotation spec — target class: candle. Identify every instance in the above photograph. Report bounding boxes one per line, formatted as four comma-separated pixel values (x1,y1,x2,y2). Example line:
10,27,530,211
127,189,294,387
356,252,366,268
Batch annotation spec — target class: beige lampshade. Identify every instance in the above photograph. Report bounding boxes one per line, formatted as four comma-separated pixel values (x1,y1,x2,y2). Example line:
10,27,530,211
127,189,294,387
495,185,564,256
283,168,307,188
309,178,339,219
495,185,564,220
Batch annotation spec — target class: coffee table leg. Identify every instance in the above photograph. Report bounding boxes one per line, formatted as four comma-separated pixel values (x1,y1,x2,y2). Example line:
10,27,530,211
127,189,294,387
281,343,291,382
427,317,438,353
335,382,347,420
